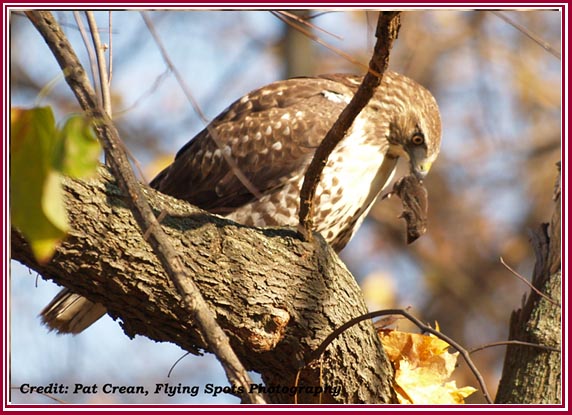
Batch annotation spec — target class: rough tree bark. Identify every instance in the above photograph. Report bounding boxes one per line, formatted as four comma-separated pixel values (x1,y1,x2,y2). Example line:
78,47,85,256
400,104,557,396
495,163,561,404
12,168,395,404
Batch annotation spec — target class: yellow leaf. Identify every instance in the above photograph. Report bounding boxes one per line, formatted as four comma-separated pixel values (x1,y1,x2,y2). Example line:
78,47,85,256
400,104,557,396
379,329,449,362
379,329,477,404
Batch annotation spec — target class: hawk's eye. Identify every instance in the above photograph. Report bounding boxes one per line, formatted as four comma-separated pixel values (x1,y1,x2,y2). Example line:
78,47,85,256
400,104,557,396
411,133,425,145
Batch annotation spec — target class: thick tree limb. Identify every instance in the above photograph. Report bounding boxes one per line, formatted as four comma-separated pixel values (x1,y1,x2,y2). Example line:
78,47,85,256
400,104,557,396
495,163,561,404
12,168,395,404
298,11,401,236
24,10,262,403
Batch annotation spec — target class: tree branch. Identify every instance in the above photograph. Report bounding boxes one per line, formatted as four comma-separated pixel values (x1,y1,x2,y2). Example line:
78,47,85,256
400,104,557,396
495,162,561,404
298,11,401,237
24,10,262,403
12,167,394,404
307,308,493,403
85,11,112,116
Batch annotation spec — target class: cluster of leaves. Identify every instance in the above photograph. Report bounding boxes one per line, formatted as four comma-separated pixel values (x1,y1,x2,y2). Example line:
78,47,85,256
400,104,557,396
11,107,101,262
379,327,477,404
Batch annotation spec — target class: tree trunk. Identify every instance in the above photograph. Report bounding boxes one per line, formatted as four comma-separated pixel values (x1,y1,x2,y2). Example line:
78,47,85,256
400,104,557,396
495,163,561,404
11,167,395,404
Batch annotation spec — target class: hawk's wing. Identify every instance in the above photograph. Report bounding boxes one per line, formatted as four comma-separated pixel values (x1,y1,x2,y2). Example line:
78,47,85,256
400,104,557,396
150,75,361,213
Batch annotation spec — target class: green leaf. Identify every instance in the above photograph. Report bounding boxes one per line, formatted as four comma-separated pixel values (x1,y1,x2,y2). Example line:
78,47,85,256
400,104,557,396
54,115,102,178
10,107,69,263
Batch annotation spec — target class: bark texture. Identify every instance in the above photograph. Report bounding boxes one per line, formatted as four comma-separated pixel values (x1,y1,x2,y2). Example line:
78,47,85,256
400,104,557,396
12,167,395,404
495,163,561,404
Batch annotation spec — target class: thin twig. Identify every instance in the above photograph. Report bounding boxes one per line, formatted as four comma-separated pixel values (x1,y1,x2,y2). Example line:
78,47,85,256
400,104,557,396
85,11,112,117
306,308,493,404
115,69,170,117
469,340,560,354
73,12,99,101
84,12,146,179
277,10,343,40
298,11,401,238
307,11,338,20
500,257,560,307
11,386,68,404
490,11,561,59
33,73,64,107
271,11,378,78
25,11,265,404
167,352,191,378
293,368,302,405
140,12,261,198
108,11,113,86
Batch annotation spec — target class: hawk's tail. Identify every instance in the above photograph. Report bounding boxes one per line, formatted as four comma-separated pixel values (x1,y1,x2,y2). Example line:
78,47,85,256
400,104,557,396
40,288,107,334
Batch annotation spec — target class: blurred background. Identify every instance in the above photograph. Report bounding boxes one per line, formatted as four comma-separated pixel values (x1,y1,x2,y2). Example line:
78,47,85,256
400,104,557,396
9,9,561,404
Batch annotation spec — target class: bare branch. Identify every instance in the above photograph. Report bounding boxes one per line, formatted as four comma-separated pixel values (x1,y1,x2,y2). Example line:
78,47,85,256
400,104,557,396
108,11,113,86
11,386,69,404
114,69,170,117
298,11,401,238
496,163,561,404
277,10,343,40
490,11,561,59
469,340,560,355
25,10,264,404
72,12,99,101
140,12,262,198
500,256,560,307
306,308,493,404
85,11,112,116
270,10,375,76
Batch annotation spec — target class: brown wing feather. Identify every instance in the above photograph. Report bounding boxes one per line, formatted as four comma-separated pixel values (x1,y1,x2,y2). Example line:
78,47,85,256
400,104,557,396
150,76,359,212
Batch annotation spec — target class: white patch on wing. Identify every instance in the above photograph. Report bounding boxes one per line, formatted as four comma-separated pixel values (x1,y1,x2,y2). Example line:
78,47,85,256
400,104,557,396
272,141,283,151
321,90,351,104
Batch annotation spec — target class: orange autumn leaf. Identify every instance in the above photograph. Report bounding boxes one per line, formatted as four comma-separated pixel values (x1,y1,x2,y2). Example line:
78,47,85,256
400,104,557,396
379,328,477,404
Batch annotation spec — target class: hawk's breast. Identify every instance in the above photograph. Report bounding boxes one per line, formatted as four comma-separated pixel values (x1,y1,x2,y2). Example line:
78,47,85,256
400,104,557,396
226,111,396,251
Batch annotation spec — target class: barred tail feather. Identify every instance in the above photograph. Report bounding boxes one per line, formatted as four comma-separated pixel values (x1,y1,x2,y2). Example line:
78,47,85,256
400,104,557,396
40,288,107,334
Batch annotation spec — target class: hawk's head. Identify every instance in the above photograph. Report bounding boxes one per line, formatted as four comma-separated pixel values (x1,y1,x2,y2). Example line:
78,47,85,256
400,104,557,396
385,84,442,180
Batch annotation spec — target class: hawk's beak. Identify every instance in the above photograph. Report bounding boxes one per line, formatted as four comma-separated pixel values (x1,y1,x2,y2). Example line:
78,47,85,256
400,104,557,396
407,147,433,181
412,160,432,180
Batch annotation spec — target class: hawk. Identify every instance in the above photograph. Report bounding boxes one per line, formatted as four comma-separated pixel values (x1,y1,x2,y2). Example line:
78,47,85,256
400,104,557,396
41,71,442,333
